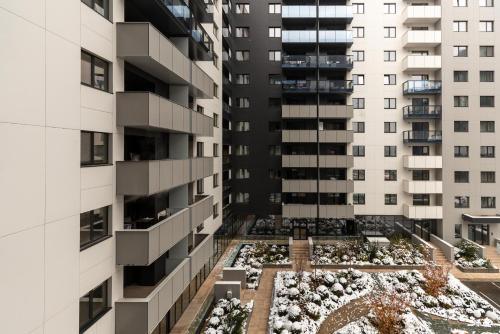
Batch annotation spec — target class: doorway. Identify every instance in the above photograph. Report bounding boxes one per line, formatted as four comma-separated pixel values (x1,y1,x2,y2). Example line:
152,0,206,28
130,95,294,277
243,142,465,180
292,221,308,240
468,224,490,245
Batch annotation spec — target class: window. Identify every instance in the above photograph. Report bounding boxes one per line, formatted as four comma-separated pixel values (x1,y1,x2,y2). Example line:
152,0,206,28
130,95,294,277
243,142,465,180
384,146,397,157
269,145,281,156
454,0,468,6
413,146,429,156
235,121,250,132
79,279,111,333
353,74,365,85
353,98,365,109
269,74,281,85
481,197,496,208
480,96,495,107
481,146,495,158
213,203,219,218
236,97,250,108
352,3,364,14
384,98,396,109
453,21,468,32
353,51,365,61
213,113,219,127
235,3,249,14
385,194,397,205
480,46,494,57
269,193,281,204
235,192,249,203
480,71,494,82
353,193,365,205
454,121,469,132
80,207,109,249
213,53,218,68
197,179,204,194
269,50,281,61
453,46,468,57
454,96,469,107
480,0,494,6
455,171,469,183
269,169,281,180
235,145,249,156
81,0,109,18
268,27,281,38
384,74,396,85
353,122,365,133
235,27,249,37
455,196,470,208
236,50,250,61
384,122,396,133
81,131,109,166
454,71,468,82
353,27,365,38
353,145,365,157
236,74,250,85
454,146,469,157
213,83,219,97
197,141,204,157
385,170,397,181
353,169,365,181
384,27,396,38
480,121,495,132
81,50,109,91
481,171,496,183
213,23,219,39
413,194,430,206
269,3,281,13
413,170,429,181
384,3,396,14
480,21,494,32
235,169,250,179
384,50,396,62
213,143,219,157
213,173,219,187
455,224,462,238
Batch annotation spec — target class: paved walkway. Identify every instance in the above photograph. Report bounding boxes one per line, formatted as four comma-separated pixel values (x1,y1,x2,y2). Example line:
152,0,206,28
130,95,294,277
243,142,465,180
246,268,279,333
317,297,369,334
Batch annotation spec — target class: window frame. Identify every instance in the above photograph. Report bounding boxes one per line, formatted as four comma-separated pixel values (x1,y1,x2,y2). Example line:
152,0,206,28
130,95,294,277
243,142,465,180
79,279,111,333
80,206,110,250
81,50,110,92
81,131,110,167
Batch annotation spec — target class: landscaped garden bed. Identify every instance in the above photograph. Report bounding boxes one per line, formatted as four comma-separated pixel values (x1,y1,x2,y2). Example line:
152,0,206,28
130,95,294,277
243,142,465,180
232,242,291,289
454,240,499,273
203,298,253,334
334,312,433,334
312,237,428,268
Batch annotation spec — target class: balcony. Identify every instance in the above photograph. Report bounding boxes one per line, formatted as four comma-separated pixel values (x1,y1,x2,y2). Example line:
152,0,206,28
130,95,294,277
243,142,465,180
282,180,354,193
117,23,214,98
115,258,191,334
403,5,441,24
189,234,214,279
403,180,442,194
403,105,442,119
403,130,442,144
116,92,213,137
223,102,231,114
403,155,442,169
282,55,317,69
319,55,353,69
404,204,443,219
282,204,354,219
282,30,352,44
403,55,441,72
403,80,441,95
282,130,353,143
190,195,214,230
282,155,353,168
403,30,441,47
282,80,353,94
282,55,353,70
116,157,214,196
282,6,353,21
282,105,353,119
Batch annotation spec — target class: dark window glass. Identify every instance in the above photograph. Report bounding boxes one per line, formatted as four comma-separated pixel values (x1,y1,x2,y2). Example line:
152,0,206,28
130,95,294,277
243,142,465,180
353,193,365,204
481,171,495,183
413,146,429,156
82,0,109,18
455,196,470,208
384,145,397,157
481,197,496,208
480,121,495,132
79,279,110,333
353,145,365,156
81,51,109,91
353,169,365,180
80,207,109,248
81,131,109,166
413,194,430,206
454,71,468,82
480,96,495,107
454,171,469,183
454,121,469,132
480,146,495,158
385,194,397,205
454,146,469,157
413,170,430,181
384,170,397,181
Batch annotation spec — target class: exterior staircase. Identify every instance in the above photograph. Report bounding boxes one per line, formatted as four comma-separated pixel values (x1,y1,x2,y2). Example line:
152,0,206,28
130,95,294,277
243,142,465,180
291,240,310,270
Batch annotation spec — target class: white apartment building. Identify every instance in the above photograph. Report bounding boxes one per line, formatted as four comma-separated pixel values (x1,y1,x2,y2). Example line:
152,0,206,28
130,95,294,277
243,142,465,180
0,0,223,333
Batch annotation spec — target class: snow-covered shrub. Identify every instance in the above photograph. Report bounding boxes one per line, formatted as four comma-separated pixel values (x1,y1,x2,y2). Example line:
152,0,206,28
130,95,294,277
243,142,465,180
454,240,493,269
204,298,253,334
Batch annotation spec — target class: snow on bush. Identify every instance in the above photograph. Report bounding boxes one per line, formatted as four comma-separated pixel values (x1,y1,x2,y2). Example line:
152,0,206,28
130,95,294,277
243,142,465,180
313,237,427,266
454,240,493,269
233,242,290,289
203,298,253,334
377,270,500,326
334,312,433,334
269,269,374,333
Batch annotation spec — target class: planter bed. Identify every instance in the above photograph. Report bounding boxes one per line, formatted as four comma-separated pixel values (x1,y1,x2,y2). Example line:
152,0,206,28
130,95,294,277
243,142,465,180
311,263,426,270
334,313,433,334
456,264,499,273
202,298,253,334
454,240,496,271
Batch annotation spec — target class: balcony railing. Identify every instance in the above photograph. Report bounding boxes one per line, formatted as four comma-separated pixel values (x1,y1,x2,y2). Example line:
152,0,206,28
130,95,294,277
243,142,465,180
403,105,442,119
282,55,353,69
282,55,317,68
319,55,353,69
282,6,352,20
282,80,353,93
403,131,442,144
403,80,441,95
282,30,352,44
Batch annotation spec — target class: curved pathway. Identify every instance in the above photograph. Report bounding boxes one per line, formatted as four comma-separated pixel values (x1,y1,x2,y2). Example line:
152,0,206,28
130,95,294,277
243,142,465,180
317,297,370,334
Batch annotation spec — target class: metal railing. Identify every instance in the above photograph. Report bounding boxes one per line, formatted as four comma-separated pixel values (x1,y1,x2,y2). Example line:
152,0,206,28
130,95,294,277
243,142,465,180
403,80,442,94
403,105,442,118
403,130,442,143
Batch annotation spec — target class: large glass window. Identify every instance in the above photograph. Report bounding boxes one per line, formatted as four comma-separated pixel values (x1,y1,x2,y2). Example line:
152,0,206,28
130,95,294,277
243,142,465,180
82,0,109,19
81,131,110,166
81,50,109,91
79,279,110,333
80,207,110,249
